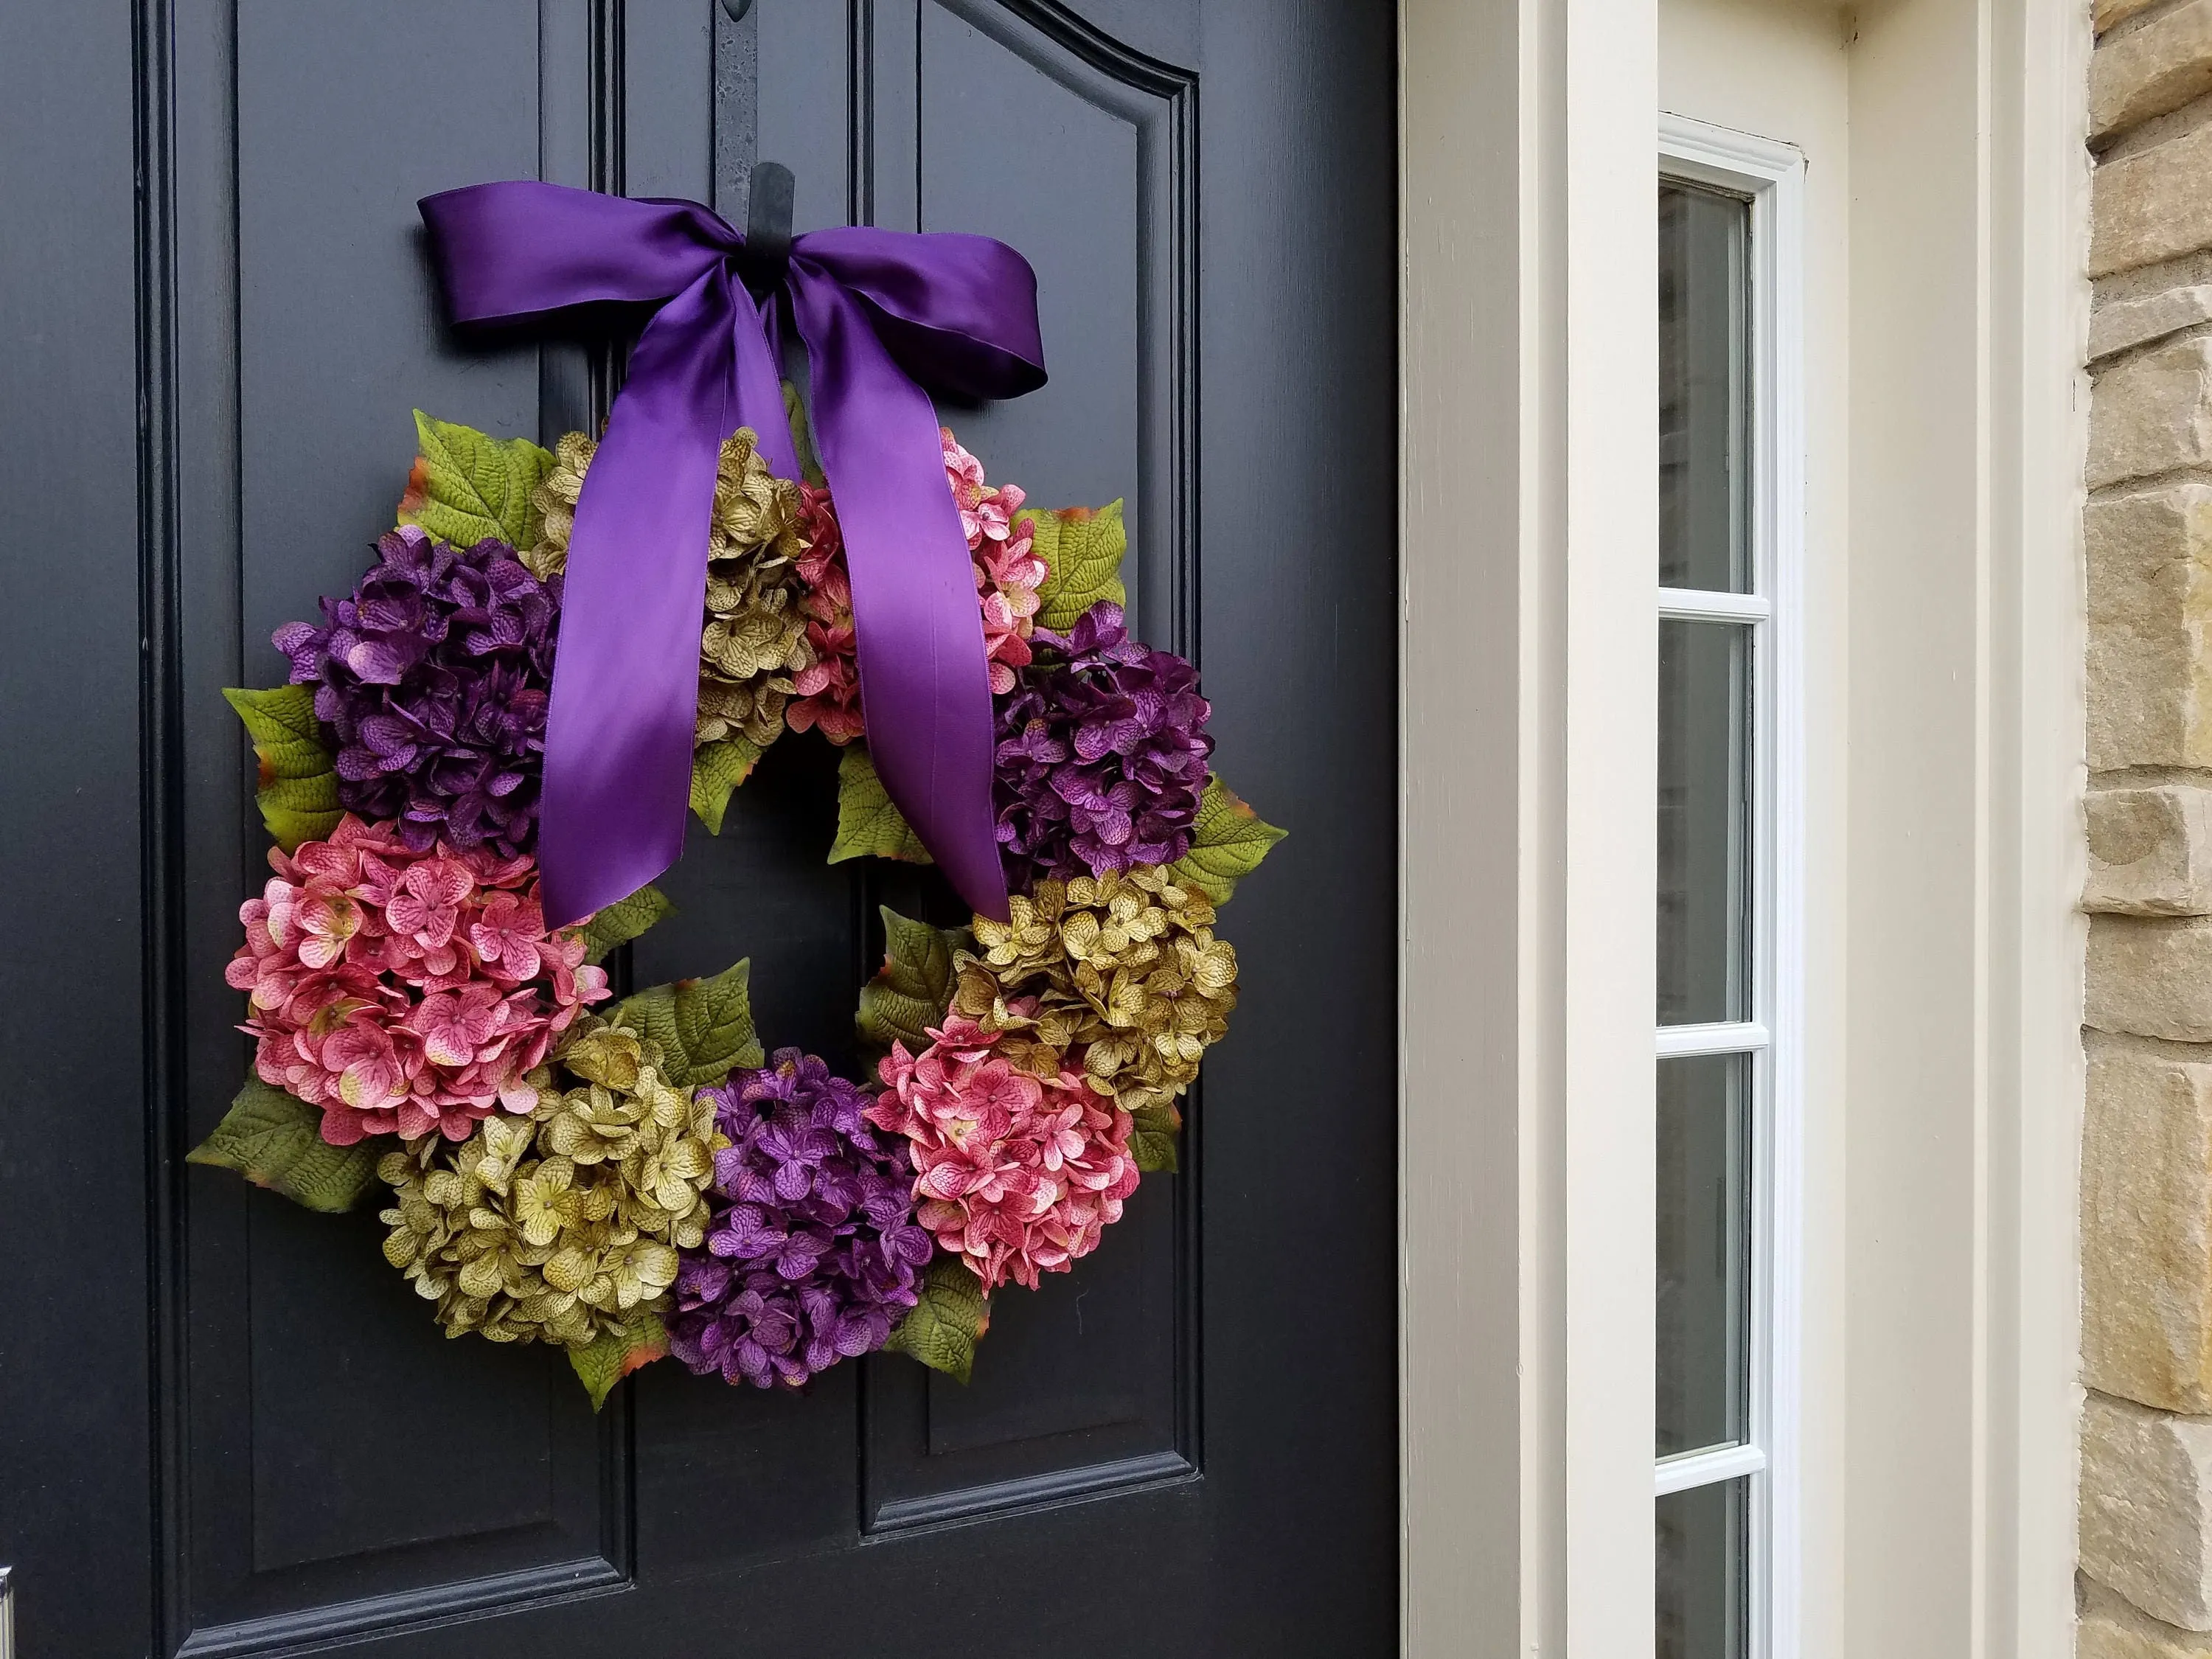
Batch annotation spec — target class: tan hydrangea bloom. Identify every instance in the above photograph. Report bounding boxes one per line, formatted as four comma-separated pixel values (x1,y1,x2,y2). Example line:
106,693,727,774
522,431,594,582
525,428,814,753
695,669,790,752
955,866,1239,1113
970,887,1065,978
377,1023,725,1349
555,1020,642,1091
701,427,804,564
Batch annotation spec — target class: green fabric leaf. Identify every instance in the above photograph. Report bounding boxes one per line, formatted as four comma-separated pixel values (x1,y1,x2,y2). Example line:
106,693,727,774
254,778,344,854
185,1079,382,1213
1168,773,1287,905
222,685,342,851
611,957,765,1090
566,1308,670,1411
829,744,933,865
223,681,322,766
689,734,763,835
782,380,827,487
575,883,675,967
883,1256,991,1385
396,410,554,551
855,906,971,1059
1021,500,1128,632
1127,1102,1183,1174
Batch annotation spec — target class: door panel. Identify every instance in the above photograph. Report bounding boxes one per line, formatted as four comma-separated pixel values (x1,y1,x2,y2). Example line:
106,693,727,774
916,2,1161,634
0,2,1398,1655
858,0,1201,1534
175,4,635,1648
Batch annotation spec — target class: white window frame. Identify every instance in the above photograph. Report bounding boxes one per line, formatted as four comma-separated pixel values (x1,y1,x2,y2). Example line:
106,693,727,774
1405,1,2088,1649
1655,112,1805,1659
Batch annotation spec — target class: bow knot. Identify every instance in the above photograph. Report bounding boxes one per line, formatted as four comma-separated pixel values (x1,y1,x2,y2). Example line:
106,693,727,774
419,179,1046,927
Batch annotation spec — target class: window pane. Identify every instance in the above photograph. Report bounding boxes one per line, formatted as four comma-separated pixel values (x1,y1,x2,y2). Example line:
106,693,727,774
1658,1054,1751,1456
1660,181,1750,592
1658,619,1751,1025
1657,1478,1750,1659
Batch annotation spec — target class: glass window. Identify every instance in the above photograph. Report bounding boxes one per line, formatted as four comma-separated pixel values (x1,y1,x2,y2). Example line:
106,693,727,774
1658,1478,1750,1659
1658,1054,1751,1456
1660,184,1750,594
1659,619,1751,1026
1657,170,1775,1658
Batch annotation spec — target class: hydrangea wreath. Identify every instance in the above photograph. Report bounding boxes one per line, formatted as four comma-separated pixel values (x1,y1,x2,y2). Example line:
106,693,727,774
191,406,1284,1406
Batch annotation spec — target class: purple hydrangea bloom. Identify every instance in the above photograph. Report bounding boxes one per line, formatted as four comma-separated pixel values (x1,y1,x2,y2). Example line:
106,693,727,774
669,1050,933,1390
991,600,1214,891
273,526,558,858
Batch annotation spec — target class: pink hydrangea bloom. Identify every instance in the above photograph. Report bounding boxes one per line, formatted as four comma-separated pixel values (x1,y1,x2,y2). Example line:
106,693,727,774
226,814,607,1146
944,429,1024,546
787,482,866,745
940,428,1046,693
865,1009,1140,1293
787,430,1049,741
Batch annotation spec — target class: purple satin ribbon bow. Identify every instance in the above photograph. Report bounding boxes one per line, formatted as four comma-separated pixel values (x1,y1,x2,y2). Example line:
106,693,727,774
417,180,1046,928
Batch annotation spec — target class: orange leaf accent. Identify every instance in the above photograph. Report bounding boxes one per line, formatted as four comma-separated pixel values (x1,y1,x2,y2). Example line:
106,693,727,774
397,454,431,521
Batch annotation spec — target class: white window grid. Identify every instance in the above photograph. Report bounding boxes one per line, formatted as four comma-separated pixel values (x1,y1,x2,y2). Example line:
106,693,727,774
1656,113,1805,1659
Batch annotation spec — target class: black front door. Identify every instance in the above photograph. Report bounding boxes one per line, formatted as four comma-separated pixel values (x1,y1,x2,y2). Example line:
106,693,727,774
0,3,1397,1654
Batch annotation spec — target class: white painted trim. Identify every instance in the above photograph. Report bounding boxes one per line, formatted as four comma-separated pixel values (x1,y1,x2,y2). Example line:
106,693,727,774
1565,2,1662,1653
1401,0,1658,1649
1660,112,1807,1659
1656,1020,1770,1057
1660,587,1771,623
1399,0,1566,1650
1987,0,2093,1650
1656,118,1804,195
1405,0,2088,1650
1655,1440,1769,1497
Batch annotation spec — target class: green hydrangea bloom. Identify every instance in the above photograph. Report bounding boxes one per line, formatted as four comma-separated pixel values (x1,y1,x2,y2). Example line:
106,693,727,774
526,427,812,754
378,1021,724,1349
953,865,1238,1114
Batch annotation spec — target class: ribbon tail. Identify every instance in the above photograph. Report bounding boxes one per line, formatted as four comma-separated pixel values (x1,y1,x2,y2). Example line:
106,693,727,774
538,265,737,928
787,262,1009,922
728,282,802,483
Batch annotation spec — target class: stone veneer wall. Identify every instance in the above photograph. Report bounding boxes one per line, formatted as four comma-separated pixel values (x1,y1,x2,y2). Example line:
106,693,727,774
2077,0,2212,1650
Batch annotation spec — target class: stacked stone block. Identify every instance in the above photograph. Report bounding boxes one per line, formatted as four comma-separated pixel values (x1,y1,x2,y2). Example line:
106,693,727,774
2080,2,2212,1651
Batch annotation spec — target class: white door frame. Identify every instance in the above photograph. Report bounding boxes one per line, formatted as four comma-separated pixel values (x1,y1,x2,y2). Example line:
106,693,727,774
1398,0,2090,1652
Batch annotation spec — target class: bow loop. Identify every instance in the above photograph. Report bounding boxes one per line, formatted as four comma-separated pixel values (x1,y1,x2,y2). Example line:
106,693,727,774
792,229,1047,400
422,184,740,321
418,179,1043,927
